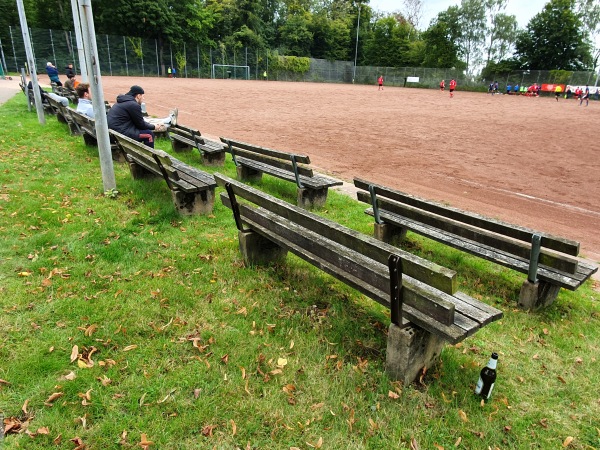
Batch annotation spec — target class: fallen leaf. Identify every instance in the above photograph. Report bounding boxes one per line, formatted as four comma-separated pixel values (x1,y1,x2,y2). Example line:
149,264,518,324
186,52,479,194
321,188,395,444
123,345,138,352
97,375,112,386
575,357,583,364
434,444,444,450
0,378,11,385
62,371,77,381
454,436,462,446
410,436,420,450
563,436,574,447
458,410,468,422
70,345,79,363
221,354,229,364
84,324,98,336
277,358,288,367
37,427,50,435
140,433,154,449
201,424,217,437
193,388,201,399
557,376,566,384
388,390,400,399
230,419,237,436
77,359,89,369
45,392,64,405
504,425,512,432
22,399,30,414
119,430,128,445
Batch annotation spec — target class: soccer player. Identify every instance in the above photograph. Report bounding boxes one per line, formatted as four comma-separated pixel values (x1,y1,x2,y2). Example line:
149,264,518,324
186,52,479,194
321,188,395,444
554,85,562,102
440,80,445,92
580,85,590,106
449,79,456,98
378,75,384,90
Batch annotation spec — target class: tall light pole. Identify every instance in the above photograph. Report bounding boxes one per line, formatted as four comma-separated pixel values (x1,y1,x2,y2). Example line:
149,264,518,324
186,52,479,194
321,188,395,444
353,4,361,83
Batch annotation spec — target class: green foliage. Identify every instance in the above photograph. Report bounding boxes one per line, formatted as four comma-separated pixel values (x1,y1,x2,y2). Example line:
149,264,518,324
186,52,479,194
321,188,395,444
128,37,143,59
515,0,593,70
549,69,575,84
269,53,310,74
175,51,187,73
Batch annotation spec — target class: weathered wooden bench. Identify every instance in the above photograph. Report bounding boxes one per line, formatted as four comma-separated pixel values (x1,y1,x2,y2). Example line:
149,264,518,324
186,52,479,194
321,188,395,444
215,173,503,384
167,124,226,166
45,96,80,135
111,131,217,215
354,178,598,310
52,85,78,104
220,137,342,209
68,108,124,162
21,82,54,114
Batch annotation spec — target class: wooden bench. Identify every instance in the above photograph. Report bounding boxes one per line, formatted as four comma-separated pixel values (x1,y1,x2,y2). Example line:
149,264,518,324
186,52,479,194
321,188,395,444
354,178,598,310
52,85,78,104
220,137,342,209
21,82,54,114
111,131,217,215
68,108,124,162
167,124,226,166
214,173,503,384
45,96,80,135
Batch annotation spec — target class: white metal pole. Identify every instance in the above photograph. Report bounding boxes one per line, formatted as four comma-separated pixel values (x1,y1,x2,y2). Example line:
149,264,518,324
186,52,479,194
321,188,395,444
16,0,45,124
353,4,361,83
70,0,88,82
78,0,116,191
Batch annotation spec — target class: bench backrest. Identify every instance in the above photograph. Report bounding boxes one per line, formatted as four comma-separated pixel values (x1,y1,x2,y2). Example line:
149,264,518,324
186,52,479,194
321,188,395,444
220,137,314,178
168,124,201,142
354,178,580,274
68,107,96,135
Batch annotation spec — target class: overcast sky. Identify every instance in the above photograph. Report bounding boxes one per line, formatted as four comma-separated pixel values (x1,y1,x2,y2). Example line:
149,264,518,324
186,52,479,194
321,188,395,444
368,0,550,30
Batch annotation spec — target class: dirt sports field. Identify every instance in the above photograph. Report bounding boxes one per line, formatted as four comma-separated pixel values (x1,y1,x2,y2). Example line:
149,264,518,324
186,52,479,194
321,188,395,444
34,76,600,266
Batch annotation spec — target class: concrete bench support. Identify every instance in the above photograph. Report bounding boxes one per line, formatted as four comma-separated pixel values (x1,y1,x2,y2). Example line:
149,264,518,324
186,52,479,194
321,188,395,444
518,279,561,310
172,189,215,216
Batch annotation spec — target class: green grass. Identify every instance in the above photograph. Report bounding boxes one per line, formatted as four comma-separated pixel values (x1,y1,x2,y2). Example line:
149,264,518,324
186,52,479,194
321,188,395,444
1,93,599,449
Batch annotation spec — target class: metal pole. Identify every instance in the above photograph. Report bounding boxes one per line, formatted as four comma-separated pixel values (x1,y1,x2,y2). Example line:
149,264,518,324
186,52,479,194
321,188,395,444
123,36,128,76
197,45,200,78
70,0,88,82
22,68,31,111
16,0,45,124
106,35,112,76
184,42,187,78
9,26,18,72
353,4,361,83
50,29,57,67
0,39,8,75
78,0,116,191
141,40,144,77
155,39,159,76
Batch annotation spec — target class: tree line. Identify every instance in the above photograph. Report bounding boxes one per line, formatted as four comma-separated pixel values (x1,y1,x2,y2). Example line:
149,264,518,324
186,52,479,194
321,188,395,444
2,0,599,76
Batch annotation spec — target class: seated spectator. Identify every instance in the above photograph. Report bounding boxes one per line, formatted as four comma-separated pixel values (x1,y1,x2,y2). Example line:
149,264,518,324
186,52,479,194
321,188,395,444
65,63,75,78
45,62,62,86
75,82,94,117
106,85,177,148
64,74,79,92
27,80,68,106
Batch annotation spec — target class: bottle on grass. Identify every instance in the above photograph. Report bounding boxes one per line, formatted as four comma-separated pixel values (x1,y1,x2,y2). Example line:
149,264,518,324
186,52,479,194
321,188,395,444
475,352,498,400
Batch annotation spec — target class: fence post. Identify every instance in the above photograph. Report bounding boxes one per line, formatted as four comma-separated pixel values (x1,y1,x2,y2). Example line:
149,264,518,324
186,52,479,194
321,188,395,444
155,39,159,76
123,36,128,76
197,45,200,78
9,26,18,72
50,29,57,66
106,35,112,76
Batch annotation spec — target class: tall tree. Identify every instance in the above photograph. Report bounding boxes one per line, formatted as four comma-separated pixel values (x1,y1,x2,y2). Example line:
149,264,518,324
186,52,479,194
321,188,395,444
515,0,592,70
457,0,486,74
485,13,518,64
421,8,463,68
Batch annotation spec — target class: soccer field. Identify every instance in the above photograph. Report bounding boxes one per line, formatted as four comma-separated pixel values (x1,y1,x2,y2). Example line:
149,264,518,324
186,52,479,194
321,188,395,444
95,76,600,262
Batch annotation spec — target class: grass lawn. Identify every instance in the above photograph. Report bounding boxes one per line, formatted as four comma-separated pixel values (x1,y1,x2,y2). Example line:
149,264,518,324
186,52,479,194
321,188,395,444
0,93,599,449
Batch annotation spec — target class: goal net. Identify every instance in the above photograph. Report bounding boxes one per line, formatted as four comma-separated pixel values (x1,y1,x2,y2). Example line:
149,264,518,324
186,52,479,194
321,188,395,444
212,64,250,80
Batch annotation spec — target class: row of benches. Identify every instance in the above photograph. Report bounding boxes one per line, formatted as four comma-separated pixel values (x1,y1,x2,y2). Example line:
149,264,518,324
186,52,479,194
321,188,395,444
38,96,597,383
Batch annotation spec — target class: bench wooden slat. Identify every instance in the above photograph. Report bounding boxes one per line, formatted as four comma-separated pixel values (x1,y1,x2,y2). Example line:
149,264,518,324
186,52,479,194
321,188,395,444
218,175,457,295
358,191,579,274
232,149,314,178
354,178,580,256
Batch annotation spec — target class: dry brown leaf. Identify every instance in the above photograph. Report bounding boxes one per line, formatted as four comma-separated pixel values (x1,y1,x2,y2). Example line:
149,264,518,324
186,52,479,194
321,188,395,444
193,388,201,399
563,436,574,447
78,389,93,401
410,436,420,450
84,324,98,337
139,433,154,449
70,345,79,363
97,375,112,386
310,402,324,410
53,434,62,445
557,376,567,384
270,369,283,375
277,358,288,367
123,345,138,352
119,430,128,445
69,436,85,450
22,398,30,414
62,371,77,381
45,392,64,405
388,390,400,399
0,378,11,385
201,424,217,437
230,419,237,436
221,354,229,364
454,436,462,446
434,444,444,450
575,357,583,364
458,410,468,422
37,427,50,435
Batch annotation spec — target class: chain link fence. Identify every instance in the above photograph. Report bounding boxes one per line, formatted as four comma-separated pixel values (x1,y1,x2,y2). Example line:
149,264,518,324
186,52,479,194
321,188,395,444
2,26,599,89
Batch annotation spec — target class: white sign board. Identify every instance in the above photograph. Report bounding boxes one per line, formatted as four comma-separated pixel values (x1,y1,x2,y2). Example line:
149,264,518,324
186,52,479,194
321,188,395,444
406,77,420,83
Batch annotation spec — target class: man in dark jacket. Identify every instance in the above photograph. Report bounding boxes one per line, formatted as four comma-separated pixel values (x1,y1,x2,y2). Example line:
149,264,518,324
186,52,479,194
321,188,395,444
46,62,62,86
107,85,169,148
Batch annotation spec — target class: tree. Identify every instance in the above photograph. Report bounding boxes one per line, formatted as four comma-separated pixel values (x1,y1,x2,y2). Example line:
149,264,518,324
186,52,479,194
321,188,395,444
401,0,423,29
515,0,592,70
279,12,314,56
457,0,486,75
421,9,463,68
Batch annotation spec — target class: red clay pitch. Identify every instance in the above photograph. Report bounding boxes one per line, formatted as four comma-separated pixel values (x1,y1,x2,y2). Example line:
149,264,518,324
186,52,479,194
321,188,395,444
96,76,600,264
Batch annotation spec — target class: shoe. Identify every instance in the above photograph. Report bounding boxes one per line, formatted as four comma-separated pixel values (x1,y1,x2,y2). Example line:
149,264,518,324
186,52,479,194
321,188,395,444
169,108,178,126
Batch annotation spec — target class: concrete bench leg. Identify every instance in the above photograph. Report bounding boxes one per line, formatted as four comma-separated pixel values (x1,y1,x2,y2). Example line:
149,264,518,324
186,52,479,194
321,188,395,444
374,223,407,245
386,323,445,384
237,165,262,183
127,161,161,180
171,188,215,215
110,145,126,163
201,151,226,167
171,140,192,153
82,133,97,147
518,279,560,310
297,187,328,209
67,121,81,136
238,229,288,266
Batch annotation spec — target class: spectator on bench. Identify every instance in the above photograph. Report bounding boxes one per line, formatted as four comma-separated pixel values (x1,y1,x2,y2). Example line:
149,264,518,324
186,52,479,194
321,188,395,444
64,74,79,92
45,62,62,87
76,82,94,117
107,85,178,148
27,80,69,107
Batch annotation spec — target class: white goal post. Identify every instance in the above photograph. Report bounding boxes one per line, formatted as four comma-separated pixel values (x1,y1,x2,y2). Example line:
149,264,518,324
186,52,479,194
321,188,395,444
211,64,250,80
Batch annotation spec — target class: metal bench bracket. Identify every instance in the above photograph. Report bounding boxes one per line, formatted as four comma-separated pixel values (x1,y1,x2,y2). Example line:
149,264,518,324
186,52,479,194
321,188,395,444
228,142,237,166
369,184,382,224
290,155,304,189
527,233,542,283
225,182,251,233
388,254,404,326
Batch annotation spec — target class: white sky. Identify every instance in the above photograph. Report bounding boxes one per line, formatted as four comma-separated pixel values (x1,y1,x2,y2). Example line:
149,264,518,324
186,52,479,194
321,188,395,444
368,0,550,30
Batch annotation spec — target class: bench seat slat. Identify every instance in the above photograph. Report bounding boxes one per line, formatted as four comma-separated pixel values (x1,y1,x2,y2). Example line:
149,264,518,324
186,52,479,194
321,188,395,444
236,157,342,189
221,137,311,164
370,208,595,290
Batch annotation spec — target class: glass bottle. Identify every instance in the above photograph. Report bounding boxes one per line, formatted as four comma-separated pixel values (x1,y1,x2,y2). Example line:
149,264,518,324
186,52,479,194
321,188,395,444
475,352,498,400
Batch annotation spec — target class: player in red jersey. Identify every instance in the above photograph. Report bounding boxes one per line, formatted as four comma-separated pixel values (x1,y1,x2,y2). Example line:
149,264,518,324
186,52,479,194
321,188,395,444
440,80,445,92
378,75,384,90
449,79,456,97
